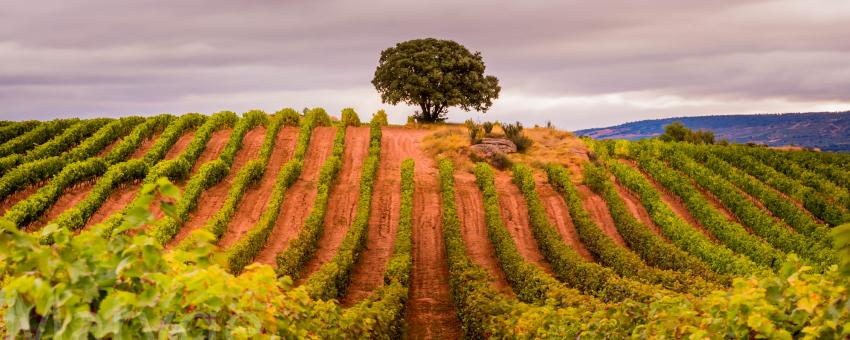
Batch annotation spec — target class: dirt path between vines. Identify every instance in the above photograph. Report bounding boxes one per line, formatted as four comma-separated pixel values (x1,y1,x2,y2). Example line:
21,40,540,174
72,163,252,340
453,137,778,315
454,173,514,295
167,126,267,248
619,159,717,241
253,127,336,264
612,178,663,236
85,130,196,228
493,172,554,274
576,184,628,247
147,129,235,221
129,132,162,159
190,129,232,174
297,127,369,276
341,128,411,305
404,132,462,340
28,180,97,231
216,127,298,249
27,132,164,229
96,136,123,157
535,177,594,260
0,182,46,215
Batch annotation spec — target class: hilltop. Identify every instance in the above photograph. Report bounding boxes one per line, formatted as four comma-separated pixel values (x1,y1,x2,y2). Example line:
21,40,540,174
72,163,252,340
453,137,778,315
575,111,850,152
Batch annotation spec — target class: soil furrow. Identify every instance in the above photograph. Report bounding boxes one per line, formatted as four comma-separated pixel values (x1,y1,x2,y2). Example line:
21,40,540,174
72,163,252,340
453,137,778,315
576,184,628,247
0,182,47,215
404,139,462,339
149,129,234,221
297,127,370,277
493,172,555,274
85,130,197,228
455,173,514,295
252,127,337,264
341,127,407,306
167,126,267,248
619,159,718,241
216,127,299,249
612,178,664,236
535,177,594,260
129,132,162,159
27,181,97,231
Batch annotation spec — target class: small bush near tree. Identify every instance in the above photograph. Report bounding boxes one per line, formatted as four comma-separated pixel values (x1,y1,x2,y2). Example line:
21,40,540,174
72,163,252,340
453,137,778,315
503,121,532,152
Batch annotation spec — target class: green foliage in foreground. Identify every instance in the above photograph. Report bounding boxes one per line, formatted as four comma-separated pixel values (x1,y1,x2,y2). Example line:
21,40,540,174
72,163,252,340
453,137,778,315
0,172,849,338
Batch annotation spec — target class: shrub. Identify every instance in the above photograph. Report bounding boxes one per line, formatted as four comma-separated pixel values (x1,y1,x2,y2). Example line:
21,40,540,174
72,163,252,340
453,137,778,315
482,121,494,134
490,152,512,170
340,107,361,126
503,121,532,152
371,109,389,126
275,108,301,127
468,124,483,144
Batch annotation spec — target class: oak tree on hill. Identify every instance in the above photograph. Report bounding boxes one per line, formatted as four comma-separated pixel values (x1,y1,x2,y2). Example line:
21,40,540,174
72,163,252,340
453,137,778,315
372,38,501,123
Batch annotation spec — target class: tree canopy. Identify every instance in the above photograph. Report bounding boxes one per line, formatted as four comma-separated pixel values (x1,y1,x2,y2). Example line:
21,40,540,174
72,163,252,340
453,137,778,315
659,121,716,144
372,38,500,122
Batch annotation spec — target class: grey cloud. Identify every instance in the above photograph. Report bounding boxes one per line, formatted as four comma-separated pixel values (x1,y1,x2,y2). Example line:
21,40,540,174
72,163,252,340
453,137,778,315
1,0,849,128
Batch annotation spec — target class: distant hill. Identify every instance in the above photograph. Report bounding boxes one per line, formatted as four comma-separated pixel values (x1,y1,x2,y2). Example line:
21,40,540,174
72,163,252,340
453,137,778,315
574,111,850,152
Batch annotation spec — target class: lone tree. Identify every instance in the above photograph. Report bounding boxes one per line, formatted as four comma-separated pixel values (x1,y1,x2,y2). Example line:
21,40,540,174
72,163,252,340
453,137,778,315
372,38,501,123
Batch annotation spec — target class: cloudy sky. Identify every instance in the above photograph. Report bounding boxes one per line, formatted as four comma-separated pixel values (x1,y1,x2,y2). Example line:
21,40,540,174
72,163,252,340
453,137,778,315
2,0,849,129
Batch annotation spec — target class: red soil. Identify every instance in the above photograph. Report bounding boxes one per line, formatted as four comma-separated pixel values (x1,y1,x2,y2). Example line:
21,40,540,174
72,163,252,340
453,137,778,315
189,129,232,174
148,129,234,221
84,182,142,228
216,127,299,249
85,130,197,228
493,172,554,274
576,184,628,247
619,159,717,241
404,131,462,339
342,128,420,305
251,127,337,264
611,178,664,236
454,172,514,295
129,132,161,159
96,137,123,157
27,180,97,231
297,127,370,277
167,126,267,248
164,132,195,160
0,181,47,215
534,177,594,260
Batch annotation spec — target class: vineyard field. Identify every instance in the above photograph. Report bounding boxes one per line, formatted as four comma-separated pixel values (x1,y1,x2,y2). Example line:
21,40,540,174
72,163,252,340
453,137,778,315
1,111,849,339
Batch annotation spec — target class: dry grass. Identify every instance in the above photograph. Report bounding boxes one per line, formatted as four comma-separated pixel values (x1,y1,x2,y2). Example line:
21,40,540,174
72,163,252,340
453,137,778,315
506,127,589,177
421,125,476,171
419,124,590,176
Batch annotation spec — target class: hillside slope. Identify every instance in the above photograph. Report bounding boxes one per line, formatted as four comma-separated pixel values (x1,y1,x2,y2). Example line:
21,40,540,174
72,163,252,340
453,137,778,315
575,111,850,152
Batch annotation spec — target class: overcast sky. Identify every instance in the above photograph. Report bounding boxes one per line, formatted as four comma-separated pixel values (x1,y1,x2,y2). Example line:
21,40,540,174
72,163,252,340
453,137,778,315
2,0,849,129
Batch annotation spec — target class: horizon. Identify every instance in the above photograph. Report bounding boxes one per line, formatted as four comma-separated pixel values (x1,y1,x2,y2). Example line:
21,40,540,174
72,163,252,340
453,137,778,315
3,0,850,129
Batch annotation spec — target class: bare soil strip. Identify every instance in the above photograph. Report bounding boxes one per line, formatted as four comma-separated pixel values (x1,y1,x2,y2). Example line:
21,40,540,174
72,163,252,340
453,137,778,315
0,183,46,215
96,137,123,157
85,130,198,228
404,138,462,339
27,181,97,231
129,132,161,159
163,132,195,160
167,126,267,248
341,127,410,305
85,182,143,228
253,127,337,264
619,159,718,241
611,179,664,236
148,129,234,221
190,129,232,174
576,184,628,247
216,127,298,249
297,127,370,276
454,172,515,295
493,172,555,274
534,177,595,260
